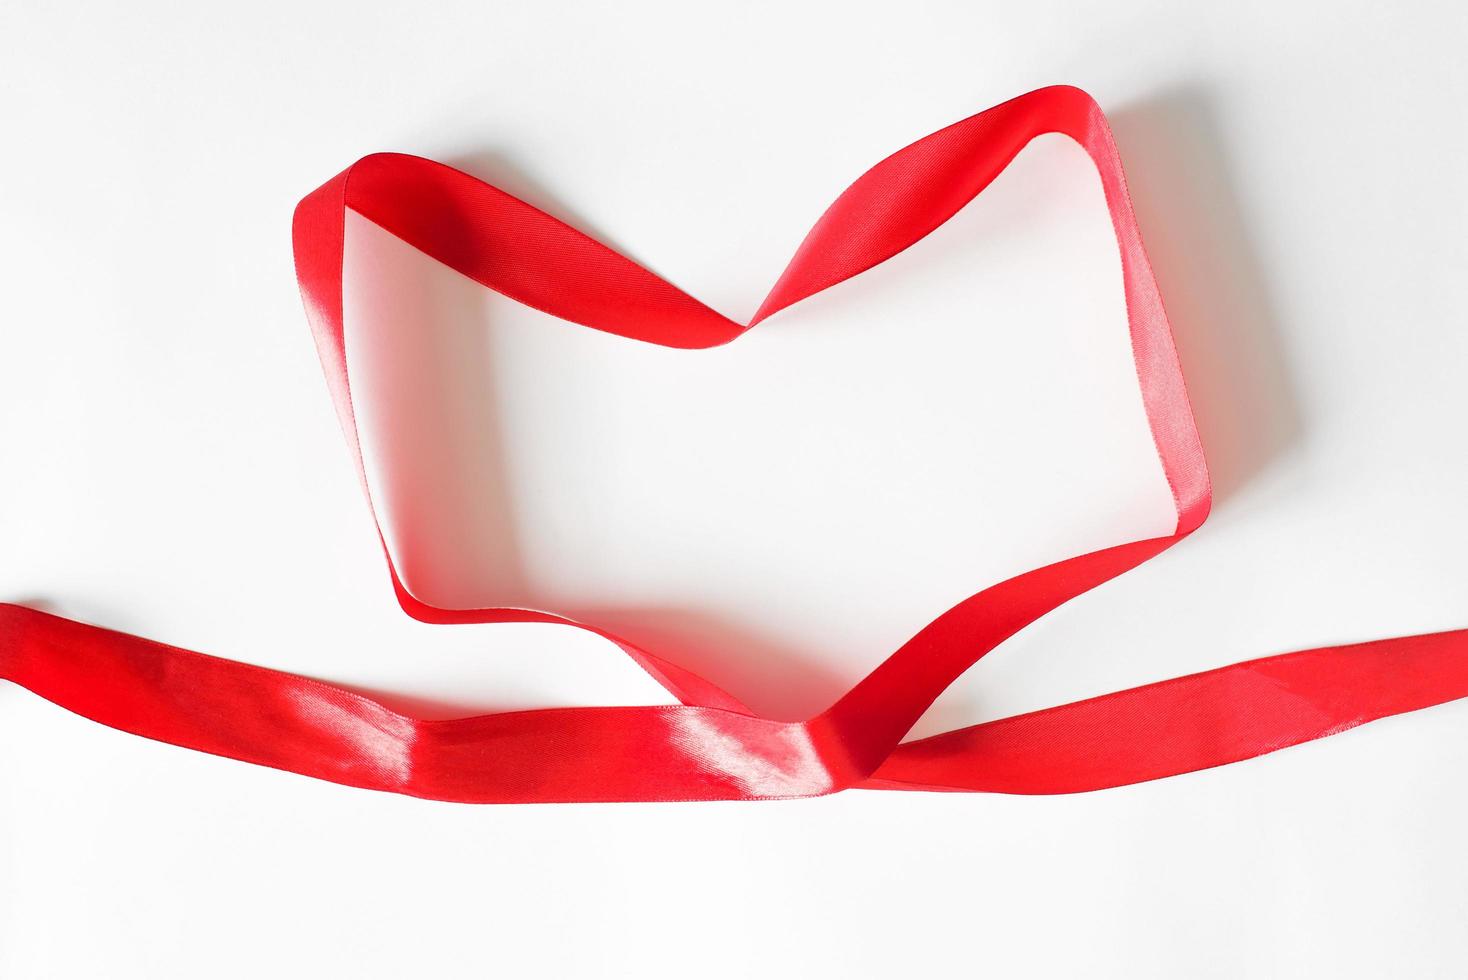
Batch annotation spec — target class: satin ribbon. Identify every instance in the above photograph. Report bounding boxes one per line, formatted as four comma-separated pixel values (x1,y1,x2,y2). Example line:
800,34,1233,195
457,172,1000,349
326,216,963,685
3,85,1465,802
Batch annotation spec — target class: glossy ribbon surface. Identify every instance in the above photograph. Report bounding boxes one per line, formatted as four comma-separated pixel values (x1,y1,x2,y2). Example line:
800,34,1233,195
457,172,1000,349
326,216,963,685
3,85,1465,802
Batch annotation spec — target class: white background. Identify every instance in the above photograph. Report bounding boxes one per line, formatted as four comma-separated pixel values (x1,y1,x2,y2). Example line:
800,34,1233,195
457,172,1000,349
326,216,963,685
3,1,1467,976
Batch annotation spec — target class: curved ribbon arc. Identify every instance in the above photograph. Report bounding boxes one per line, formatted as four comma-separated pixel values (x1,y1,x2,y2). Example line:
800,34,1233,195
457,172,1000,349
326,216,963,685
2,85,1464,802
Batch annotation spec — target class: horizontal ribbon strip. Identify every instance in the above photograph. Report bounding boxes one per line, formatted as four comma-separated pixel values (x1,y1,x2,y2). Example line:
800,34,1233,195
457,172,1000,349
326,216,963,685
3,85,1464,802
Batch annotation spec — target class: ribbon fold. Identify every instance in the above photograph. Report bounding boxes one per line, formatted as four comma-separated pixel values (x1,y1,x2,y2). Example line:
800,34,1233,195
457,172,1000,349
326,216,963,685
3,85,1464,802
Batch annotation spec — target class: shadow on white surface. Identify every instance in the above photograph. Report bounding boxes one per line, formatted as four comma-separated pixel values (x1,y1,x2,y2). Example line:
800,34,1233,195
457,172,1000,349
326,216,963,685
1112,86,1302,508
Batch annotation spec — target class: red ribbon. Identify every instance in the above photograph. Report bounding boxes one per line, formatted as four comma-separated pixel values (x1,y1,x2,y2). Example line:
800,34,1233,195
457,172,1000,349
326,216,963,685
4,85,1465,802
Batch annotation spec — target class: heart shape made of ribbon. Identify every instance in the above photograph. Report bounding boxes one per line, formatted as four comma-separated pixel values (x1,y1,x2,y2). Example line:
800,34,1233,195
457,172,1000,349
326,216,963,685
3,85,1465,802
